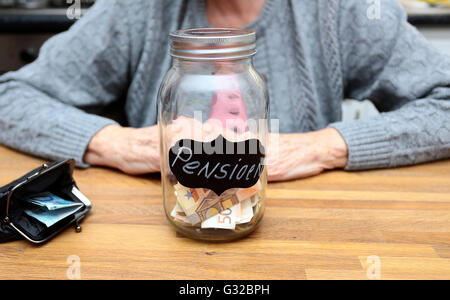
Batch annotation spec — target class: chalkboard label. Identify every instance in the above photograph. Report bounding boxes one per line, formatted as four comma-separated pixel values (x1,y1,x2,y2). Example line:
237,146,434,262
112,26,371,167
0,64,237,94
169,135,265,195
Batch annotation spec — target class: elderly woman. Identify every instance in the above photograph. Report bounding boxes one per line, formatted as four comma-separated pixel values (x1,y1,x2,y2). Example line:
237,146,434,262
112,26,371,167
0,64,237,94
0,0,448,181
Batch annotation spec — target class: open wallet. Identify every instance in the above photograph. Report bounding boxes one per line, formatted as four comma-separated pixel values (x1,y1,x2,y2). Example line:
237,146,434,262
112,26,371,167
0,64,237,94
0,159,92,244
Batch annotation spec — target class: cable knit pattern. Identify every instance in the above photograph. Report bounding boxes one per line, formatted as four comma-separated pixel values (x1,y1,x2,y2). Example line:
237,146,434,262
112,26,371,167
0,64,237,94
0,0,448,170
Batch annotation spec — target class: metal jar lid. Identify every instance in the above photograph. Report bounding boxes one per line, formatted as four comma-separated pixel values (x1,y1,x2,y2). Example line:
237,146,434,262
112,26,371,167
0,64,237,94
170,28,256,61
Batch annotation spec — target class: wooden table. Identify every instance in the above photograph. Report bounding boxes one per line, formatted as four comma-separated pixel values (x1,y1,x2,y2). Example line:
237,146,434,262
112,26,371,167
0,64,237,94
0,146,448,280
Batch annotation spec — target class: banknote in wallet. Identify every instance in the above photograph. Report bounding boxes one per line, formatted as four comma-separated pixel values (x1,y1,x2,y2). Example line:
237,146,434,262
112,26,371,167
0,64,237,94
24,192,83,228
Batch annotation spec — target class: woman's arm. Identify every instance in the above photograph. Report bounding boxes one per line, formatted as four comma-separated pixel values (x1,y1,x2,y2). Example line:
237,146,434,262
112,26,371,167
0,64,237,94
330,0,450,170
0,0,139,166
267,0,449,181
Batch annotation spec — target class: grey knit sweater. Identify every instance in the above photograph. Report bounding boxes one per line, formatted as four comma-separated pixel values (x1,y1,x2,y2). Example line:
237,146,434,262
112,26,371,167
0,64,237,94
0,0,449,170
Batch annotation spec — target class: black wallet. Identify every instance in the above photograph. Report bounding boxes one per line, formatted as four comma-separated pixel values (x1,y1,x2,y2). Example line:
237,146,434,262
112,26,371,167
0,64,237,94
0,159,92,244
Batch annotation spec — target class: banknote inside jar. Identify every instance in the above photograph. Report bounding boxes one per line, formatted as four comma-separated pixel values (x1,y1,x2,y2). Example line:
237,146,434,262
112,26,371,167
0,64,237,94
170,181,262,231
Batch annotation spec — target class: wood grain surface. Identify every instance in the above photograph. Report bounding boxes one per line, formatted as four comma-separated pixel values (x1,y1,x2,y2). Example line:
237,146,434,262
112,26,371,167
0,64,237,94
0,146,448,280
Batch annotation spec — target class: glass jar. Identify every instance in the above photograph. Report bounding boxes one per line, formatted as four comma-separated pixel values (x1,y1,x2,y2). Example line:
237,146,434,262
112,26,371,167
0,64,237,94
158,28,269,242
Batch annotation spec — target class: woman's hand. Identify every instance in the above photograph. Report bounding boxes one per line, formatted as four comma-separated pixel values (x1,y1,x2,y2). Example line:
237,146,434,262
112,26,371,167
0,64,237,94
84,125,160,175
267,128,348,182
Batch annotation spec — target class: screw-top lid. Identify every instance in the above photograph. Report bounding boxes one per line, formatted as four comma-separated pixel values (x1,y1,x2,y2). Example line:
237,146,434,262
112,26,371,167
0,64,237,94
170,28,256,61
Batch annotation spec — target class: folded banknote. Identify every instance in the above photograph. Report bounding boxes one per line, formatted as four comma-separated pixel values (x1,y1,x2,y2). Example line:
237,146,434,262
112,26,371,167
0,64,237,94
172,182,261,229
25,192,81,211
24,192,83,228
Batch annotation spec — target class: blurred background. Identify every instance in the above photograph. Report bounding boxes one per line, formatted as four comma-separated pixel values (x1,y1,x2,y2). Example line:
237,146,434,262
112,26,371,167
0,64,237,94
0,0,449,121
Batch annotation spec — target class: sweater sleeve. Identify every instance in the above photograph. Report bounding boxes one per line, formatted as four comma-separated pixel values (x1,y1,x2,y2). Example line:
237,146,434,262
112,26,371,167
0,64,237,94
330,0,450,170
0,0,133,167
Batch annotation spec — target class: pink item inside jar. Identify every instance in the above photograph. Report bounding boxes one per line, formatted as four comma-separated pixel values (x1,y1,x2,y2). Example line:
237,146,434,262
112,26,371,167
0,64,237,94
208,75,249,133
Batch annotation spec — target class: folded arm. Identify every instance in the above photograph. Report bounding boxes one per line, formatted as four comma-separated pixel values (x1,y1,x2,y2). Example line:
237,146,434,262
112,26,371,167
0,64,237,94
330,0,450,170
268,0,449,181
0,0,133,166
